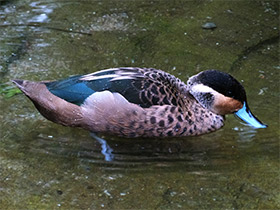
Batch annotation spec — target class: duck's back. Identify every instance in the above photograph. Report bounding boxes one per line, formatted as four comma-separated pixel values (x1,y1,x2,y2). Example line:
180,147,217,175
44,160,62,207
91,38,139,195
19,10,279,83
45,67,188,108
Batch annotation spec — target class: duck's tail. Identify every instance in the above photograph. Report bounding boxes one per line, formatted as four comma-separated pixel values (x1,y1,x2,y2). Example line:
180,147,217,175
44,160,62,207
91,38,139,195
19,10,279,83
12,80,84,128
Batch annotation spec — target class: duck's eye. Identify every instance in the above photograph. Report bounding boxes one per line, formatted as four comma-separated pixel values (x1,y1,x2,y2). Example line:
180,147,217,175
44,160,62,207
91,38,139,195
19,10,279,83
204,93,213,102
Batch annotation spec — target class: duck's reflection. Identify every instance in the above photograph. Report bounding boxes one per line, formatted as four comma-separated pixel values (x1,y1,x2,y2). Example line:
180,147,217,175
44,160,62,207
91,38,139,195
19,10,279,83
233,125,257,142
85,132,219,164
90,132,114,161
32,128,239,170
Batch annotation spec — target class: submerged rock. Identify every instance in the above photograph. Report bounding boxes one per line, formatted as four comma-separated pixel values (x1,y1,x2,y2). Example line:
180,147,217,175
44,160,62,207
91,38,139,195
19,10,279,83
202,22,217,29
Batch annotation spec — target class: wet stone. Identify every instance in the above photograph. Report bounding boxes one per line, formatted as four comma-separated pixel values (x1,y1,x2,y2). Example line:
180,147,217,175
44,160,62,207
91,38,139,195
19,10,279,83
202,22,217,29
57,190,63,195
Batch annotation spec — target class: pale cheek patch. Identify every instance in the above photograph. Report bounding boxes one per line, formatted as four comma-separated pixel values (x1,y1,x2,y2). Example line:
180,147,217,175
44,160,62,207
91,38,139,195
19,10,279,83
190,84,216,94
190,83,243,115
190,84,217,109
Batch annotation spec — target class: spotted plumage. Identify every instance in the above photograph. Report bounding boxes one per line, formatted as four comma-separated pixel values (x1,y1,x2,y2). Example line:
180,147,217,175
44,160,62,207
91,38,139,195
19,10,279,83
12,67,267,138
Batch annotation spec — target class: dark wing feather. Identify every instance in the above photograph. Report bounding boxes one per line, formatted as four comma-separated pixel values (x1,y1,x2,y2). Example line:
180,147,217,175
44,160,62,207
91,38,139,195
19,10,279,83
45,67,185,107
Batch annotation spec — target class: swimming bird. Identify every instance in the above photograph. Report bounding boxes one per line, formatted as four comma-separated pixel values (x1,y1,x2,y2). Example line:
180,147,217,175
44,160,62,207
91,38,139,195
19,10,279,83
12,67,267,138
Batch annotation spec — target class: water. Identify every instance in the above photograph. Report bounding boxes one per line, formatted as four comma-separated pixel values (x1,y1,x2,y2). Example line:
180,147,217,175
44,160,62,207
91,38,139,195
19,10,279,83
0,0,279,209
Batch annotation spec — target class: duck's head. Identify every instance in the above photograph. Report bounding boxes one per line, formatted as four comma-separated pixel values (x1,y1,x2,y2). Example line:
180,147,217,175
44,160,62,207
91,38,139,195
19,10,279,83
187,70,267,128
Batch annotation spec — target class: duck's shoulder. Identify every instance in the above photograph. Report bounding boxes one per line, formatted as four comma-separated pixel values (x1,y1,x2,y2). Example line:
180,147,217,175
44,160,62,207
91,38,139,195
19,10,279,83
104,67,189,108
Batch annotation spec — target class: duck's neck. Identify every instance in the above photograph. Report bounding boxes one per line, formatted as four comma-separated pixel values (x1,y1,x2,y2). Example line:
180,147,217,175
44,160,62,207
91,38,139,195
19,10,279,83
183,97,225,136
179,88,225,136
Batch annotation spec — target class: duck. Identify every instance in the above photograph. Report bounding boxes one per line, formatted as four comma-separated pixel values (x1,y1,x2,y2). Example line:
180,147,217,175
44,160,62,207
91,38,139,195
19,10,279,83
12,67,267,138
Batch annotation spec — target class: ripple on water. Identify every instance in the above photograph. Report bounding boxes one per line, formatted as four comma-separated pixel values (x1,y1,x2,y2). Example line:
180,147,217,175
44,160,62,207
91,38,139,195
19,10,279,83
21,127,241,173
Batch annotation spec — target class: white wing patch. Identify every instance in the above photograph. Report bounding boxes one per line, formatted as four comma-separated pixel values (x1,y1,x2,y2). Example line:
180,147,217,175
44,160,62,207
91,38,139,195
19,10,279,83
110,76,135,81
82,90,130,108
80,67,143,81
81,74,119,81
80,91,144,129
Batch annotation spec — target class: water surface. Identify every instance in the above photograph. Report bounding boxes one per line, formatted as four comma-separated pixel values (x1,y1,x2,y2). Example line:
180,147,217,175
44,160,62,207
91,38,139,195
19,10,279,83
0,0,279,209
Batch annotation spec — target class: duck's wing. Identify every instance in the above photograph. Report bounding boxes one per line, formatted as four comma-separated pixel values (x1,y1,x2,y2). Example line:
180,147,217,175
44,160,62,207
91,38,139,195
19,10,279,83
45,67,185,107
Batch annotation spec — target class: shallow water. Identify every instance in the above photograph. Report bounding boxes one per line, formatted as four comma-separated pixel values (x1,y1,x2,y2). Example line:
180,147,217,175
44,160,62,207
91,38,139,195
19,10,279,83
0,0,279,209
